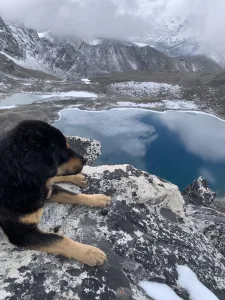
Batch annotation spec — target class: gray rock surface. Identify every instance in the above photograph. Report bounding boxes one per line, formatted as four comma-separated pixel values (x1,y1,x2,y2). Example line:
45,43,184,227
187,204,225,257
0,137,225,300
66,136,101,165
182,176,216,207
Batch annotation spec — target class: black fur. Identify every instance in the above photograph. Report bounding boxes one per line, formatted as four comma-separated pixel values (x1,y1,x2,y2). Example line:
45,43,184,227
51,184,76,196
0,120,85,248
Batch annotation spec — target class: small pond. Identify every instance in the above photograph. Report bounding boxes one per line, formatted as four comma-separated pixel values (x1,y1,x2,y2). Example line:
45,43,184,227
54,108,225,196
0,91,97,107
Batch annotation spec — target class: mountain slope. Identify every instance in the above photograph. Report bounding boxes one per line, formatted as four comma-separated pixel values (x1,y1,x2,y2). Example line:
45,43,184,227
142,17,225,68
0,16,222,79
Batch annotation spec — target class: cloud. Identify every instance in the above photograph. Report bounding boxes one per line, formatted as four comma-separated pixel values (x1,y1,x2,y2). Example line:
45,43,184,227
158,111,225,162
0,0,224,54
0,0,150,39
198,168,216,185
56,107,156,158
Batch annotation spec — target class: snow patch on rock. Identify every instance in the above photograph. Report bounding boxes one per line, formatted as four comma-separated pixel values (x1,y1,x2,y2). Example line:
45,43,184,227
117,100,198,110
177,265,219,300
110,81,182,98
81,78,92,85
139,265,219,300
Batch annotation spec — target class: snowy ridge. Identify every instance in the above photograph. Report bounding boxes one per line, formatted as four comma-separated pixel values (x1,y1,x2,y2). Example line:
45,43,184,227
141,17,225,67
0,15,222,79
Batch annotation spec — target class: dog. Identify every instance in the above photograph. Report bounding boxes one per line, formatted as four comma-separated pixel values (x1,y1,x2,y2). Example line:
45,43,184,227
0,120,111,266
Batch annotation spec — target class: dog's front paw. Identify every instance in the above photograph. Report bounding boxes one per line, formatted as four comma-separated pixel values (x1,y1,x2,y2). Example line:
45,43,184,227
77,244,107,266
88,194,111,208
70,174,88,188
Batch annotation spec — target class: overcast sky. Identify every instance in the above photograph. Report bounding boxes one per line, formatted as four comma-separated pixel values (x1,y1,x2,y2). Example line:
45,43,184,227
0,0,224,51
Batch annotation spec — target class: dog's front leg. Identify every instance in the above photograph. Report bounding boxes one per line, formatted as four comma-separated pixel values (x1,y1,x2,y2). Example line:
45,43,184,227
48,185,111,208
1,208,107,266
51,174,88,188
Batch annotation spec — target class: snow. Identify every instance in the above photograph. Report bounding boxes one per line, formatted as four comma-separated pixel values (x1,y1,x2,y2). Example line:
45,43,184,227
139,265,219,300
196,176,209,194
1,51,51,73
110,81,181,98
139,282,182,300
1,51,21,65
117,102,159,108
162,100,198,110
81,78,91,85
117,100,198,110
22,82,32,86
0,105,17,109
47,91,98,98
87,39,102,46
38,31,51,39
133,42,149,47
177,265,219,300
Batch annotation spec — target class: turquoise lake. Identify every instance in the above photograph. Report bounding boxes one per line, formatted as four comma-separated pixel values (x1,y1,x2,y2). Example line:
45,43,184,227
54,108,225,196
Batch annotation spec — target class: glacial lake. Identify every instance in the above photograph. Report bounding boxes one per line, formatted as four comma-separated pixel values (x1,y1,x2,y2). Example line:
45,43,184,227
0,91,97,108
54,108,225,196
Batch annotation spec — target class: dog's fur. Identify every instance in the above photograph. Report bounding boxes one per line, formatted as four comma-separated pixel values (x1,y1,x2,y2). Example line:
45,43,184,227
0,120,111,266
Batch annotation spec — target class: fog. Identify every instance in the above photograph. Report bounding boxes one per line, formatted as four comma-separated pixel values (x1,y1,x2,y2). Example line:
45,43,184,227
0,0,224,52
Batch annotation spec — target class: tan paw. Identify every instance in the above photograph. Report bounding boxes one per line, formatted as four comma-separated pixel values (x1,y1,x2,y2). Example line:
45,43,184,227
70,174,88,188
77,245,107,266
88,194,111,208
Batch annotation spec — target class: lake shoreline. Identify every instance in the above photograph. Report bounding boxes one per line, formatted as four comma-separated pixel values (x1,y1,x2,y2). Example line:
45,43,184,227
54,108,225,197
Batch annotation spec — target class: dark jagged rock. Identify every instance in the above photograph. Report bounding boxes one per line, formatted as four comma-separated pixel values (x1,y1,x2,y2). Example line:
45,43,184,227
0,138,225,300
182,176,216,207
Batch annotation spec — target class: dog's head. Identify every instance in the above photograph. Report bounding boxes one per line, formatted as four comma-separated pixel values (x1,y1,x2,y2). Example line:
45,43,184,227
14,120,87,178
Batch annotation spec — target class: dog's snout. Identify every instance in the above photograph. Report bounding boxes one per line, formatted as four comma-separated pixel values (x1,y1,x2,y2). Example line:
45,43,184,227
82,157,87,165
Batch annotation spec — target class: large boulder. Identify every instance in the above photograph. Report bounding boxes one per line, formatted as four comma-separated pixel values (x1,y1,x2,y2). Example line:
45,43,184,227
0,138,225,300
182,176,216,207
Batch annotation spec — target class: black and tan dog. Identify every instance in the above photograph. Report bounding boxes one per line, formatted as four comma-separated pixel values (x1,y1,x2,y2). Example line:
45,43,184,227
0,120,111,266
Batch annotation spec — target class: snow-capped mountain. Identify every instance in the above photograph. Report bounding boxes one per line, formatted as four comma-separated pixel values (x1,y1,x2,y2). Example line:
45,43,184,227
139,17,225,67
0,15,222,79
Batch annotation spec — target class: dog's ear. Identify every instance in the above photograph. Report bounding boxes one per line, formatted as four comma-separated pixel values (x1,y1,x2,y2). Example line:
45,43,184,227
22,144,57,178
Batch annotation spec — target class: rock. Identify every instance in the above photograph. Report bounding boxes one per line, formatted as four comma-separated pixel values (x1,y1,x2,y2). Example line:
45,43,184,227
0,139,225,300
187,204,225,257
116,288,133,300
182,176,216,207
66,136,101,165
211,198,225,214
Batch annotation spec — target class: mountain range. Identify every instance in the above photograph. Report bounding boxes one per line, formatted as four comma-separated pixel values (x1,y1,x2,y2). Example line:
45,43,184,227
0,15,223,79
